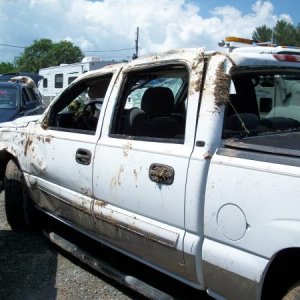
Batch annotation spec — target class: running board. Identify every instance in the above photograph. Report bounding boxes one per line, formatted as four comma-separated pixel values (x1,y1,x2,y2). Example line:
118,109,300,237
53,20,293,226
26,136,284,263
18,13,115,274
47,232,174,300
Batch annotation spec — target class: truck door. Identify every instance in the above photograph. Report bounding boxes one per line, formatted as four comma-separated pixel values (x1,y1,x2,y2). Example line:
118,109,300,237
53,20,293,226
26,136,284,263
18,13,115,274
26,68,120,232
92,52,204,280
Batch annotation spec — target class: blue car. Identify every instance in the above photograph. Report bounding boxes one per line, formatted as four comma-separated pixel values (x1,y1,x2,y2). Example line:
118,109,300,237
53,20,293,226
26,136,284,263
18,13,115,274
0,76,45,123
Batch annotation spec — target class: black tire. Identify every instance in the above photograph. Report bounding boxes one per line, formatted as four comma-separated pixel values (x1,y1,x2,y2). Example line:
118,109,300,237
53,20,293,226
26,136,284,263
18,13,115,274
4,159,39,230
283,282,300,300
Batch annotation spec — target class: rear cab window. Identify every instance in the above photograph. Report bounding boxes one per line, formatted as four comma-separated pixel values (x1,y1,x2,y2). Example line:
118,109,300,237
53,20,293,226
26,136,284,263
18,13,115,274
222,56,300,155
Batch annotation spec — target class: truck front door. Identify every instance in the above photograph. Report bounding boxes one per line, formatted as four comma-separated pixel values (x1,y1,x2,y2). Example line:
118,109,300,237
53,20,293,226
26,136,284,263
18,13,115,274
25,69,119,232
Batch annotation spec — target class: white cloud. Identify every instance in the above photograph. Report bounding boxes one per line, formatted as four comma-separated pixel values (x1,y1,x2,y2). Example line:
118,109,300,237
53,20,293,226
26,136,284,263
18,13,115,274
0,0,294,63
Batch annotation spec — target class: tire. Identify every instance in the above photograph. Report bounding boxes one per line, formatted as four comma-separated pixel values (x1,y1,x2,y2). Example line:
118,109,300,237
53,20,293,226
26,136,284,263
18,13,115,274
283,282,300,300
4,159,39,230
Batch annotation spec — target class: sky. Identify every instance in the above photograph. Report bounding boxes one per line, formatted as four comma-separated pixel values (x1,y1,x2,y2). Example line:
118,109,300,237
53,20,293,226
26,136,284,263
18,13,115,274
0,0,299,64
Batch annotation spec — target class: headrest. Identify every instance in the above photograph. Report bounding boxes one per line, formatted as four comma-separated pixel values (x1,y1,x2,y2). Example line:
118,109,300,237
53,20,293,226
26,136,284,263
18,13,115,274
227,113,259,130
260,117,300,129
88,80,109,99
141,87,174,117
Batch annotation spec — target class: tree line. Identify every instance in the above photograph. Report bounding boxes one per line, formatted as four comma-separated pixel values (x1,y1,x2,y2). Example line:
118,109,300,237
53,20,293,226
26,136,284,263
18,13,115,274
1,20,300,75
0,39,83,74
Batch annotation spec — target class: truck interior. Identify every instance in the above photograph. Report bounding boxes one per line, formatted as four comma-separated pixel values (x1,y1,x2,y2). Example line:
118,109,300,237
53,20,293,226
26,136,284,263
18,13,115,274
222,68,300,154
223,69,300,136
47,74,113,134
110,64,188,143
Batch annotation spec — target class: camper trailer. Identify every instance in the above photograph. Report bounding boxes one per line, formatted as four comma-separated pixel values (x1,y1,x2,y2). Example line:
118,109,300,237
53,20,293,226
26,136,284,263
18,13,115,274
38,57,115,105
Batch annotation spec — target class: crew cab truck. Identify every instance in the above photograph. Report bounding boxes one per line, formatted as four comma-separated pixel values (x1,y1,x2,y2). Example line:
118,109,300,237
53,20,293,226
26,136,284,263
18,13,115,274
0,44,300,300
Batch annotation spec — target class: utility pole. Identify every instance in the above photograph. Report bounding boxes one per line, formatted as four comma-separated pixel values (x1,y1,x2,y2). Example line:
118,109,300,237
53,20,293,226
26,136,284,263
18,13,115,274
132,26,139,60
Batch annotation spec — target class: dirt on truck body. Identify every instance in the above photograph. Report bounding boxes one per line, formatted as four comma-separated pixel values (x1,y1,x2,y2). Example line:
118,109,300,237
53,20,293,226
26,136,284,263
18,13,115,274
1,41,300,299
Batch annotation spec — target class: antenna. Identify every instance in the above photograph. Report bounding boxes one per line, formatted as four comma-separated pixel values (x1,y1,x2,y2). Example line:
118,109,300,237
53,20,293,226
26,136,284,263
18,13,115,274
132,26,139,60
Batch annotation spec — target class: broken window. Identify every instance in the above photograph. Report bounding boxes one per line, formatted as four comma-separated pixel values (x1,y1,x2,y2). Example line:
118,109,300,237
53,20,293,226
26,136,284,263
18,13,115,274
110,65,188,143
47,74,113,134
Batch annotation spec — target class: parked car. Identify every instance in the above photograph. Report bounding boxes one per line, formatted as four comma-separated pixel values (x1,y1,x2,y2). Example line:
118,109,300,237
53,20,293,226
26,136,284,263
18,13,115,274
0,76,45,123
1,38,300,300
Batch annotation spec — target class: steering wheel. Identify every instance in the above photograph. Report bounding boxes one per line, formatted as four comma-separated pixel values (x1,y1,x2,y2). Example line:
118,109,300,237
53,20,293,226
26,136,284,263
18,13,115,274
82,100,102,130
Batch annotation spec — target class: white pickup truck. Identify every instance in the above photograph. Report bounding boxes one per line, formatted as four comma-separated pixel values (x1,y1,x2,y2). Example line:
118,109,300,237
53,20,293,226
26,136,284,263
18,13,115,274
1,42,300,300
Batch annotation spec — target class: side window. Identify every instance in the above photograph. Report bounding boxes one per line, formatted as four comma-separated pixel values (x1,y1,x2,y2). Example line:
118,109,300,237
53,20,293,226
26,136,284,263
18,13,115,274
55,74,63,88
68,76,77,85
26,87,40,104
22,88,30,104
0,87,17,108
47,74,112,134
110,65,188,143
43,78,48,88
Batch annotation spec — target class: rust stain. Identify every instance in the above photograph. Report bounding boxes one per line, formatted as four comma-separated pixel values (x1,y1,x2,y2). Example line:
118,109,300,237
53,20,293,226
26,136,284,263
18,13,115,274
110,165,125,189
45,136,52,143
80,188,92,197
117,165,124,185
122,142,132,157
203,151,213,160
94,199,107,207
24,137,33,156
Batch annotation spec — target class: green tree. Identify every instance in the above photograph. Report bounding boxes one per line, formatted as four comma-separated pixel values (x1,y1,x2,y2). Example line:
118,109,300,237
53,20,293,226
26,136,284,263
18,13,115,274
15,39,84,73
253,20,300,46
252,25,272,43
0,62,16,74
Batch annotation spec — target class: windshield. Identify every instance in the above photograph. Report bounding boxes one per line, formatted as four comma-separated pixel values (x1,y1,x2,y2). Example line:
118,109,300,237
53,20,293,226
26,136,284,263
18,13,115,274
0,86,18,109
223,70,300,138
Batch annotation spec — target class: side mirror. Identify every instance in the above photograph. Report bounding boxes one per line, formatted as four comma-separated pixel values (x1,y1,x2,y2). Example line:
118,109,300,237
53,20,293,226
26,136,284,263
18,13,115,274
260,98,272,113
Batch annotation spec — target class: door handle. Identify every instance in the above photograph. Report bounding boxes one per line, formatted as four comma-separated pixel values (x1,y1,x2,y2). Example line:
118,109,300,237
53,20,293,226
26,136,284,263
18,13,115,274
149,163,174,185
76,148,92,165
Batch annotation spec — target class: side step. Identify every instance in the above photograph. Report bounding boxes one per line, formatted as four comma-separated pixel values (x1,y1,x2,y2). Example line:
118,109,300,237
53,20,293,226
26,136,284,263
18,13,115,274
47,232,174,300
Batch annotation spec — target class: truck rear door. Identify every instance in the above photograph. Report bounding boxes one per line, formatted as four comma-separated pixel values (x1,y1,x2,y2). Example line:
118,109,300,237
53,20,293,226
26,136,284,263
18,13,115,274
92,50,204,281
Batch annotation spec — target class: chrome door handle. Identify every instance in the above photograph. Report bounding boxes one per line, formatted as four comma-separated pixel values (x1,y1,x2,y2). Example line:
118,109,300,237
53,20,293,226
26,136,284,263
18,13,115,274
76,149,92,165
149,163,174,185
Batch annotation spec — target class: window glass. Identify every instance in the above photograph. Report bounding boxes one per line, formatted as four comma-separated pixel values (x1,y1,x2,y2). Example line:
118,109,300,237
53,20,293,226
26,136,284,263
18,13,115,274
48,74,112,134
68,76,77,85
55,74,63,88
43,78,48,88
0,87,18,109
111,66,188,142
22,88,30,103
26,87,40,103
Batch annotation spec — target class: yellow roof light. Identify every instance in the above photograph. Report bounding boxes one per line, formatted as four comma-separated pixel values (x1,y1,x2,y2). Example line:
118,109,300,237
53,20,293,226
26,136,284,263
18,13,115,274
224,36,253,44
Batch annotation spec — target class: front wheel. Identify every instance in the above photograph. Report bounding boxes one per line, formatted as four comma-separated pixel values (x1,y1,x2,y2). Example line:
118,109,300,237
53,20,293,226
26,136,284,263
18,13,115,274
4,159,39,230
283,282,300,300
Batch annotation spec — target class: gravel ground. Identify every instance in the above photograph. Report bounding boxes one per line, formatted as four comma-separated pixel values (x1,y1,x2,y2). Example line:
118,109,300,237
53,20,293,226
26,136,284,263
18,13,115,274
0,191,137,300
0,191,211,300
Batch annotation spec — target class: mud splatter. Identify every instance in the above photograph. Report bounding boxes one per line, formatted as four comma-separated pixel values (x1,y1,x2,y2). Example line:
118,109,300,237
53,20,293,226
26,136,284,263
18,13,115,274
214,62,231,106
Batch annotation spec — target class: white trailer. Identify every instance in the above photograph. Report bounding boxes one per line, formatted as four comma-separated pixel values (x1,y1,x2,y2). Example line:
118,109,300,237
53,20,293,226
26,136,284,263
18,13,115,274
38,57,116,104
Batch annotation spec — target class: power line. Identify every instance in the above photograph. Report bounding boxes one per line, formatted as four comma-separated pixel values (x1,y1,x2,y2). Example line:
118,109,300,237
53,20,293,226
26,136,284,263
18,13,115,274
0,42,135,53
84,47,135,53
0,43,25,49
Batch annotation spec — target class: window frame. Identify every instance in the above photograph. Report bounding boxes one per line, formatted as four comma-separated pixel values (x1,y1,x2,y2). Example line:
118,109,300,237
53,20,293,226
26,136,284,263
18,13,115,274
109,64,189,144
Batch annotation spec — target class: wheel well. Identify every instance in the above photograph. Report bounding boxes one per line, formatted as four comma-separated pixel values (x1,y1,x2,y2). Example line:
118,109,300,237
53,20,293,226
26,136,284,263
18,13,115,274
0,150,15,190
261,248,300,299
